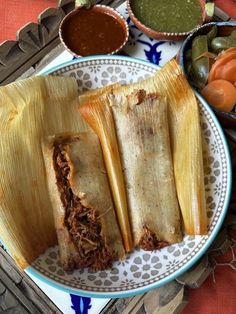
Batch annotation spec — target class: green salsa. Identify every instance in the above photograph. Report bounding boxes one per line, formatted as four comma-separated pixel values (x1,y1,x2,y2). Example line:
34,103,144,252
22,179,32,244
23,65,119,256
131,0,202,33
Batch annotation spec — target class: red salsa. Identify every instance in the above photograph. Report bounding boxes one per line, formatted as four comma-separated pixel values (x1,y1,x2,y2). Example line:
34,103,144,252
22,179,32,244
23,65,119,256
61,7,127,56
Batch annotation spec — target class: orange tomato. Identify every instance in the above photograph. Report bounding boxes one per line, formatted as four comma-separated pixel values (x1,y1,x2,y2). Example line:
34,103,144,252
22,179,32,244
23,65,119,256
201,79,236,112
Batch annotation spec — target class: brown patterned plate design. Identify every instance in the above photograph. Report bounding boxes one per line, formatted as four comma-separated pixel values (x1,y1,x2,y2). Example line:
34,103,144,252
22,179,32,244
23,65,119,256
26,56,232,298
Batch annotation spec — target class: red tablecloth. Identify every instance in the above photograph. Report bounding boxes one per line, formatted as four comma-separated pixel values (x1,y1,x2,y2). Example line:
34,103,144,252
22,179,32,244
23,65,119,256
0,1,236,313
0,0,57,43
214,0,236,19
183,230,236,314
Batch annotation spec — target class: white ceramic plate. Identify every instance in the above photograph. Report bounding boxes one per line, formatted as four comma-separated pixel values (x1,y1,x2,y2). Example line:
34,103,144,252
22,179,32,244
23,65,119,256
27,56,232,298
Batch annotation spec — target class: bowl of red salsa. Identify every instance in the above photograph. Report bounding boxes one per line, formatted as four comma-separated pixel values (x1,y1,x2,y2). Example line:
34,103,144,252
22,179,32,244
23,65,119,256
59,5,129,57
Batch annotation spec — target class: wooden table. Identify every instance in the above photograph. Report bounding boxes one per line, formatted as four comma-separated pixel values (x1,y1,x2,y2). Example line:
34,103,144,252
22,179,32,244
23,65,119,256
0,1,235,313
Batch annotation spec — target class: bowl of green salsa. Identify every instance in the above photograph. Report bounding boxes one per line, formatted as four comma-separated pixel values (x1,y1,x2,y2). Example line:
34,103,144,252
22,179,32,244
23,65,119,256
127,0,207,40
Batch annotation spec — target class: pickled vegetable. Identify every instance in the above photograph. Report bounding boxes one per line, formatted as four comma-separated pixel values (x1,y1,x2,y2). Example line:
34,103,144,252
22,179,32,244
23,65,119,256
191,35,209,87
185,25,236,114
208,48,236,82
201,80,236,112
220,59,236,83
207,25,218,44
211,36,236,52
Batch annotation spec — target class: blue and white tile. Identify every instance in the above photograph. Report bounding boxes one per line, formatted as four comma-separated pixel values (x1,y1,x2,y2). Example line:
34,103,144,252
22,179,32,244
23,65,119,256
27,272,110,314
117,2,182,66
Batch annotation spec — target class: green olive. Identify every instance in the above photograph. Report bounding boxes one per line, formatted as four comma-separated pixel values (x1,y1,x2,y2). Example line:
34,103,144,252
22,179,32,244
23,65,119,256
210,36,236,52
207,25,218,45
191,35,209,88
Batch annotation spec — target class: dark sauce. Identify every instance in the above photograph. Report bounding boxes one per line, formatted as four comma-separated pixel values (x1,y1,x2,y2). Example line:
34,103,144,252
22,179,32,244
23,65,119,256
61,7,126,56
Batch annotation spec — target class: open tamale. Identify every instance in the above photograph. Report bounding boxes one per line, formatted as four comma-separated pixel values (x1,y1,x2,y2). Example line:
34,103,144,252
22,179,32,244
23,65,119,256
0,76,91,269
42,133,125,271
107,91,183,248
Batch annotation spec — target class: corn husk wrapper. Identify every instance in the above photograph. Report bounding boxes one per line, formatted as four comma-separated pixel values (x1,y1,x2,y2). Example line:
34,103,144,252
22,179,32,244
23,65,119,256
79,99,133,252
0,76,90,268
79,83,121,106
111,59,207,235
42,133,125,271
108,92,182,247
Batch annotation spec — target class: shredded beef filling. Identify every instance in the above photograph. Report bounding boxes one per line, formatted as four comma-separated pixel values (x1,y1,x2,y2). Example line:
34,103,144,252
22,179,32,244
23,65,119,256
139,225,169,251
53,143,114,271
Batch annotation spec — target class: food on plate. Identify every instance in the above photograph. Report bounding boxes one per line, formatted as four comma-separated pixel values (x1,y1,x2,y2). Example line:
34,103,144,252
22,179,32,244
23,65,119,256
0,75,91,269
79,82,121,106
0,59,207,273
78,96,133,253
60,5,128,56
81,91,183,249
80,59,207,236
113,59,207,235
129,0,203,33
109,91,183,248
42,133,125,271
186,26,236,113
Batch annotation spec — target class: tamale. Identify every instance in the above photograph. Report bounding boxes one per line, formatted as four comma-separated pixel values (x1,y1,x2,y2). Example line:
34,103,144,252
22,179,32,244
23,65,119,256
78,83,121,106
111,59,207,235
0,76,90,268
79,98,133,252
107,91,182,248
42,133,125,271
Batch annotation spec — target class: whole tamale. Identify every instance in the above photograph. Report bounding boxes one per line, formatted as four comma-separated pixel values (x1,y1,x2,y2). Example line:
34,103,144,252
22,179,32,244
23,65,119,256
111,59,207,235
107,91,182,248
42,133,125,271
0,76,90,269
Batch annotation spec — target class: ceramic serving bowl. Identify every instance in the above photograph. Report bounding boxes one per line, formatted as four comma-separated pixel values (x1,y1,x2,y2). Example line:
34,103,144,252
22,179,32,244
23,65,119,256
127,0,208,41
59,5,129,57
179,21,236,129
